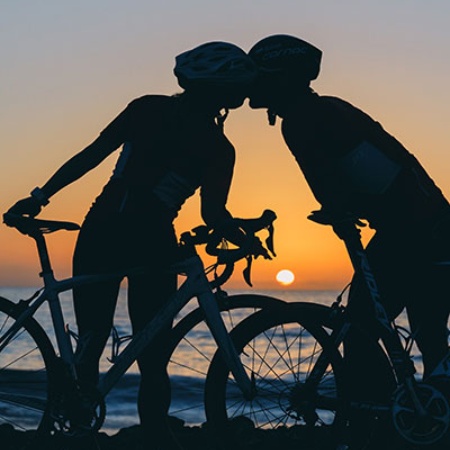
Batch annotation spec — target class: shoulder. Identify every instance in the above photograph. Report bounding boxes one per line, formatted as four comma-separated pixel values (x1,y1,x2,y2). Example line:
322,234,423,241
297,94,384,145
310,94,361,118
118,95,180,133
126,94,175,113
316,95,379,126
282,93,374,157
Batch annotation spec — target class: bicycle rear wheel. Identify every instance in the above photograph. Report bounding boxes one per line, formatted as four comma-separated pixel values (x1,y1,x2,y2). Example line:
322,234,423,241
0,296,57,432
165,294,285,429
204,302,345,447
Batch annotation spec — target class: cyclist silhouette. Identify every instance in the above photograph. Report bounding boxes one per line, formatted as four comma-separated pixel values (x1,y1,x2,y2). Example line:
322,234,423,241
247,34,450,402
6,41,257,448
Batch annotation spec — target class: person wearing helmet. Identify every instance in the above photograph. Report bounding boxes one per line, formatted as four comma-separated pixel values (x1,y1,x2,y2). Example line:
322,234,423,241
248,33,450,425
6,41,258,449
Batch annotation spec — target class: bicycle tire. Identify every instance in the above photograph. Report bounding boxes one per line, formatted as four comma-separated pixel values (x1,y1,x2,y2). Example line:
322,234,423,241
164,294,286,429
0,296,57,432
204,302,347,447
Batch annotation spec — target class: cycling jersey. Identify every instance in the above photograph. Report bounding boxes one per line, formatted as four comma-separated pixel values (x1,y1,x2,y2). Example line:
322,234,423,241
71,94,237,435
86,94,235,225
280,92,450,385
281,93,450,231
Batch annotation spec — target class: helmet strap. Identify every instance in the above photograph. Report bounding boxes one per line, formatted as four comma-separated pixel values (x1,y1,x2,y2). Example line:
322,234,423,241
215,108,229,130
267,109,277,126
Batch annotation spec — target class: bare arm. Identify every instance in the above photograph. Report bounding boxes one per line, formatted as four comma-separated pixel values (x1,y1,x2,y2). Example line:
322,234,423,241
39,100,134,200
5,135,119,218
40,134,118,199
6,102,131,217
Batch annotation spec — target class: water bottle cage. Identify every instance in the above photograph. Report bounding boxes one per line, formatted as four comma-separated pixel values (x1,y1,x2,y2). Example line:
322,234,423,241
107,327,133,364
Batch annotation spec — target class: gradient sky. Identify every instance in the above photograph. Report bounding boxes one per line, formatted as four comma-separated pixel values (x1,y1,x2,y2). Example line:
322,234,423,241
2,1,450,289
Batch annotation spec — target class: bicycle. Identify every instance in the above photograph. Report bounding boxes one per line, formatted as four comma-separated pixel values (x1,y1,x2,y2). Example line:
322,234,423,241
0,209,283,449
203,210,450,449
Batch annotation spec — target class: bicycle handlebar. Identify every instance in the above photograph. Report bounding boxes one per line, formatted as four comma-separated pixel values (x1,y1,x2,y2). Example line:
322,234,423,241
179,209,277,287
207,209,276,261
180,209,276,261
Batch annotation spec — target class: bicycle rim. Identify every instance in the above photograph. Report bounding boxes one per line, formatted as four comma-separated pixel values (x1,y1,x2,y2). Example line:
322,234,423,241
0,297,56,432
165,294,285,428
204,304,344,439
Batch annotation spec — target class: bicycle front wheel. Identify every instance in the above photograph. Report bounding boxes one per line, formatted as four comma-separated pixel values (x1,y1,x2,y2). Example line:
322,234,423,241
204,302,345,444
165,294,285,428
0,296,57,432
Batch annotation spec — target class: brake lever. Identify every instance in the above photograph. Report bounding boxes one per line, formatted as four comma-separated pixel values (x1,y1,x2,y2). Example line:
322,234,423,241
243,255,253,287
265,223,276,257
243,226,274,287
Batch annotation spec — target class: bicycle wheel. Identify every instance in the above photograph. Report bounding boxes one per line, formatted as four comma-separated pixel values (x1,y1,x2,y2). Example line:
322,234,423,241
204,302,346,447
165,294,285,428
0,296,57,432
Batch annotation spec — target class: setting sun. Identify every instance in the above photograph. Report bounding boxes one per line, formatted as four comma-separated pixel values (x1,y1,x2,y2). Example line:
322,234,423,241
276,269,295,286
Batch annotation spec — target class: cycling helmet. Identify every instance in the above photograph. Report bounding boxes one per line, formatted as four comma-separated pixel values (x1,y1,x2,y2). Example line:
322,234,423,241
174,41,257,89
249,34,322,80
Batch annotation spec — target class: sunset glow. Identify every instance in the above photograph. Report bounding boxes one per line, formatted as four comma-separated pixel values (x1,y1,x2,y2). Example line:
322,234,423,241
1,2,450,290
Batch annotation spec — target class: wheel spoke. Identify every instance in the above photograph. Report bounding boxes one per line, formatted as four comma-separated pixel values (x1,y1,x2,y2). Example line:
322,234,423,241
0,298,55,432
166,295,285,430
205,307,343,433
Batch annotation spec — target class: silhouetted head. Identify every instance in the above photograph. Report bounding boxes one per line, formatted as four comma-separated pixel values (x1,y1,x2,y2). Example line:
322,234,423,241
174,42,257,112
248,35,322,122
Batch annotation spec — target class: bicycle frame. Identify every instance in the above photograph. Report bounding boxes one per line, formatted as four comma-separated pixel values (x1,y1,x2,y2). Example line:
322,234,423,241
337,223,416,383
0,270,124,371
304,215,417,398
97,254,253,398
0,228,254,410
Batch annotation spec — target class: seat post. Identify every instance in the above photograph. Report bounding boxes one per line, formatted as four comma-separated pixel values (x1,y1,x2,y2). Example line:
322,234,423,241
32,232,54,279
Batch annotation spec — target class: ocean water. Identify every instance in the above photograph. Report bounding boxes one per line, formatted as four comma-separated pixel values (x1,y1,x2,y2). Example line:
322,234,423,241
0,287,421,435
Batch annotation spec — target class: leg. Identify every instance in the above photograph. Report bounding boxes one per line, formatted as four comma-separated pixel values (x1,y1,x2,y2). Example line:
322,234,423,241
72,217,122,386
407,266,450,378
73,282,121,386
124,215,179,432
128,269,177,429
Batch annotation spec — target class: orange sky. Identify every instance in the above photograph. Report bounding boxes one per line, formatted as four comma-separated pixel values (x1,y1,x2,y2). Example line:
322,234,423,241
2,2,450,290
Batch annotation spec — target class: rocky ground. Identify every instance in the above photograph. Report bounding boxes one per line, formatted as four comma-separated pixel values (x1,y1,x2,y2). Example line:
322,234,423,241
0,420,448,450
0,423,336,450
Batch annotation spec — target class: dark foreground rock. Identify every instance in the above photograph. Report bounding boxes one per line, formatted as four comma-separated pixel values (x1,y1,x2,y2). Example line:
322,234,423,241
0,423,334,450
0,421,448,450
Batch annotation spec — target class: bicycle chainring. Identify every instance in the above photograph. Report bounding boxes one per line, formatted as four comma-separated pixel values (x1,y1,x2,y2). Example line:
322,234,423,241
391,382,450,445
48,386,106,437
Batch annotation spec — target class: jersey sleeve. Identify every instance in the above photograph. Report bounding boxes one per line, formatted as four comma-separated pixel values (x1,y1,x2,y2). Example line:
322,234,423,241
96,98,143,149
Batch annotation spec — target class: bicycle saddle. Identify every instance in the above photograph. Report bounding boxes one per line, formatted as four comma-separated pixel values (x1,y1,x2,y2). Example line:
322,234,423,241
3,213,80,236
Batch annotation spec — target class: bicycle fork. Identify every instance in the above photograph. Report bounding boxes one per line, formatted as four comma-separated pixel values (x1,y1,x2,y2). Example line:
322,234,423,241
196,281,254,400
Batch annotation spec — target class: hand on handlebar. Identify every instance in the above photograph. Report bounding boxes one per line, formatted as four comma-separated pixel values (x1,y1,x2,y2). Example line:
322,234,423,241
251,236,272,260
206,210,277,261
6,197,42,218
308,209,366,240
208,210,277,287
